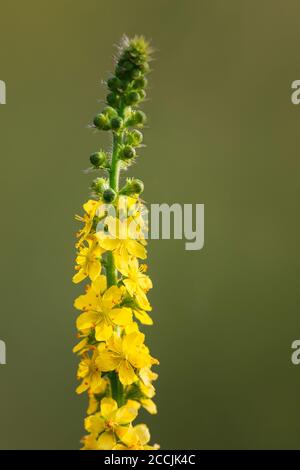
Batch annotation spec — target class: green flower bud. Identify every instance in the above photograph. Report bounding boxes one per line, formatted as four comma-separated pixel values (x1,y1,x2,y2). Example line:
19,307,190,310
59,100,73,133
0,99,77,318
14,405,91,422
122,60,134,71
106,92,120,107
138,89,146,100
115,65,128,80
139,62,150,74
125,110,147,128
125,91,140,105
103,188,116,203
125,129,143,146
134,110,147,127
89,150,107,168
121,145,136,160
133,77,147,89
91,177,107,196
107,76,122,91
110,116,123,130
93,113,110,130
130,68,142,80
119,178,144,196
103,106,118,118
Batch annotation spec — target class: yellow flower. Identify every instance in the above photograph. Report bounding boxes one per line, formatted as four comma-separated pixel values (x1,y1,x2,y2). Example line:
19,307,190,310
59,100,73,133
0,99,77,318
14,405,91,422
73,237,103,284
140,398,157,415
97,216,147,264
117,257,152,310
138,367,158,412
72,336,89,354
96,332,158,385
114,424,158,450
87,390,99,415
84,397,138,450
76,350,107,395
81,433,99,450
75,200,101,247
75,276,132,341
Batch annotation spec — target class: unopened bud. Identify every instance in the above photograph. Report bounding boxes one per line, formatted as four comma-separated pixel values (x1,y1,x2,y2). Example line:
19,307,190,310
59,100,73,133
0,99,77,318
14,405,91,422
103,188,116,203
107,76,122,92
91,177,107,196
89,151,107,168
93,113,110,130
110,116,123,130
119,178,144,196
121,145,136,160
125,129,143,146
125,91,140,106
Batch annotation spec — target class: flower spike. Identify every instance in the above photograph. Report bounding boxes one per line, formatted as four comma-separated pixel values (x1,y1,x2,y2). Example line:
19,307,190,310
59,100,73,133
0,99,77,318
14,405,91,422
73,36,158,451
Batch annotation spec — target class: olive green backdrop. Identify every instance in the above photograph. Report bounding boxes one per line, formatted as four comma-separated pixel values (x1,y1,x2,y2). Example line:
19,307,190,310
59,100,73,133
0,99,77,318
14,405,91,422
0,0,300,450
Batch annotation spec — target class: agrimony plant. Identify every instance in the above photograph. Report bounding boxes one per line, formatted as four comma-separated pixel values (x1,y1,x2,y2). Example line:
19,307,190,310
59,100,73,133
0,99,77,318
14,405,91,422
73,36,159,450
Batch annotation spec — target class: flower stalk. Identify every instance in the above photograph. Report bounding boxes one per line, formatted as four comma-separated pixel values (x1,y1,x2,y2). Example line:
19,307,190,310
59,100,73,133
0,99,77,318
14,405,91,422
73,36,159,450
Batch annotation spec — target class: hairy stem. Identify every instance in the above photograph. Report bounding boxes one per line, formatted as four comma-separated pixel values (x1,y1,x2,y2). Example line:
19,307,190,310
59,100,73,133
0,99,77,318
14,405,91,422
109,133,121,192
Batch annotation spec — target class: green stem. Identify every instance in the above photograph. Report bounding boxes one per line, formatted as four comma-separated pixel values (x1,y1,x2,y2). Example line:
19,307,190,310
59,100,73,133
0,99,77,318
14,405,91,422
106,251,117,287
106,130,125,403
106,132,121,288
110,371,124,407
109,133,121,191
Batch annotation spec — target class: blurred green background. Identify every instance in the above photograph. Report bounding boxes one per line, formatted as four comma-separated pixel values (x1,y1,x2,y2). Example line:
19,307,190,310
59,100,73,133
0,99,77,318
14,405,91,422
0,0,300,450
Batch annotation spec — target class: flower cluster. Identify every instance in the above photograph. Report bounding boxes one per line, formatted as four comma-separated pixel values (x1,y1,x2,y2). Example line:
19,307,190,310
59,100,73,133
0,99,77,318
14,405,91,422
73,36,159,450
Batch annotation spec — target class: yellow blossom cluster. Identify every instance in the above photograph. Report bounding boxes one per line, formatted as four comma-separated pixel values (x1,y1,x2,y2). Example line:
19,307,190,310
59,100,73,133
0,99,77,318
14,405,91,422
73,200,158,450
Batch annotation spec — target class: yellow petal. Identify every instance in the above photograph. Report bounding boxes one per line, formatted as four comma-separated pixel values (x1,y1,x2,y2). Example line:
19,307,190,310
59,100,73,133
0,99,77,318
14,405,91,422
96,351,120,372
125,322,139,334
76,311,99,331
115,256,130,276
115,404,138,425
76,380,89,394
133,424,150,446
113,444,128,450
72,269,87,284
88,260,101,281
122,331,145,355
126,399,141,410
133,309,153,325
98,238,120,251
90,373,106,394
118,360,138,386
81,433,99,450
74,288,95,311
87,394,99,415
119,426,137,447
111,308,132,326
95,323,113,342
97,431,116,450
83,199,99,215
102,285,122,308
123,279,136,297
135,289,151,311
84,413,105,434
92,275,107,294
72,337,88,353
126,240,147,259
141,398,157,415
100,397,118,420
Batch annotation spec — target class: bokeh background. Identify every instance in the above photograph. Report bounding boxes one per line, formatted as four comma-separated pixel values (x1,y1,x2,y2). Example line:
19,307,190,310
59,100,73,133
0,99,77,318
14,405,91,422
0,0,300,450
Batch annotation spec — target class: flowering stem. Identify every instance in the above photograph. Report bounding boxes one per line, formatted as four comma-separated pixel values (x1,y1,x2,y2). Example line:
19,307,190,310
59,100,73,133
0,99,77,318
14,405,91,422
73,36,158,450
